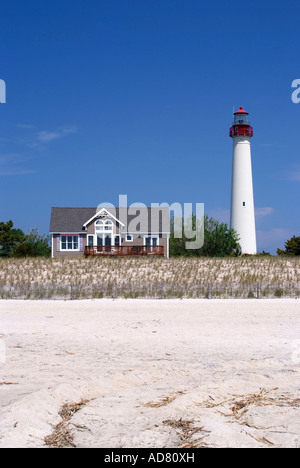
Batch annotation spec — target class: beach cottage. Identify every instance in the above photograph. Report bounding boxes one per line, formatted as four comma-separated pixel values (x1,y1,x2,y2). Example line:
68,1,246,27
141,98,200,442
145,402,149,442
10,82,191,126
49,206,170,258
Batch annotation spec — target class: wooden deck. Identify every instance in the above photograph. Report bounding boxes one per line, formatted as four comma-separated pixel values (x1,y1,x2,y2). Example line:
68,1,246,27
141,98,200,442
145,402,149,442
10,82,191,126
84,245,164,257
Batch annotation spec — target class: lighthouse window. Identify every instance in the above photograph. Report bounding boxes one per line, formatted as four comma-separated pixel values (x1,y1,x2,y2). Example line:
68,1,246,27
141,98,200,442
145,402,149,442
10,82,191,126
234,115,248,125
243,202,246,206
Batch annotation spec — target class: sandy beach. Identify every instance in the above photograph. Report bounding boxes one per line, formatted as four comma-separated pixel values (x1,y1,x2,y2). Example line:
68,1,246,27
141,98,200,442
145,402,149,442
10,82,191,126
0,298,299,448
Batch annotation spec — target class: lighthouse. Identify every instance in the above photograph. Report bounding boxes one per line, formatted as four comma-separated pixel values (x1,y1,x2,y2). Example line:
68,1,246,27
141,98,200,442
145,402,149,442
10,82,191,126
230,106,257,255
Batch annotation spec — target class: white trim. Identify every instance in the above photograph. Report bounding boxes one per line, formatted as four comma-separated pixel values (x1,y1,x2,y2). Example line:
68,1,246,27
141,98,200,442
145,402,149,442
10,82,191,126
95,219,114,232
51,232,82,235
87,235,94,247
125,234,133,242
143,235,159,246
87,233,115,247
126,232,170,235
50,231,170,235
51,234,54,258
83,208,125,228
95,233,118,246
60,234,80,252
114,235,121,246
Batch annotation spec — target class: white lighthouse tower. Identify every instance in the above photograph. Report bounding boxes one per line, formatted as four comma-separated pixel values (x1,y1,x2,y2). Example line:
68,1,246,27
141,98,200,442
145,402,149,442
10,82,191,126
230,106,257,254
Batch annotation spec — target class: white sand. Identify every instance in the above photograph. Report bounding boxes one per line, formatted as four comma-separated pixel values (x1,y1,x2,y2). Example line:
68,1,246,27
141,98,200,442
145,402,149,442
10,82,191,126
0,298,299,448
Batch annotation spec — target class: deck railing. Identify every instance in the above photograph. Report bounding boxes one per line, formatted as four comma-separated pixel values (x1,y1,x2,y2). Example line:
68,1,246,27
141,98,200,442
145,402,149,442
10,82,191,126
84,245,164,257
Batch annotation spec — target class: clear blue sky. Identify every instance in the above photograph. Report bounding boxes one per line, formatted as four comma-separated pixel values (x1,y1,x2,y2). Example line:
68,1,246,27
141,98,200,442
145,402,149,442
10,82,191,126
0,0,299,253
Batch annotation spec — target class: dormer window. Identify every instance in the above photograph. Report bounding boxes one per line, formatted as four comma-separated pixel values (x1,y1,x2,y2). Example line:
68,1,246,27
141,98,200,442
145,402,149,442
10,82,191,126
95,219,113,231
104,220,113,231
95,220,104,231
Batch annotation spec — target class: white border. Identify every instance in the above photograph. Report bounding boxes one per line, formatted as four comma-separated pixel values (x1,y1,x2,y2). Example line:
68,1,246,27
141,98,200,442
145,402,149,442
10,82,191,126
83,208,125,228
60,235,80,252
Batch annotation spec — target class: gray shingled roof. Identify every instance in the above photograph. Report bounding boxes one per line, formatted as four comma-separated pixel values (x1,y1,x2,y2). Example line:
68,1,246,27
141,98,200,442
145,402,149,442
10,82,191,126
50,207,96,233
50,206,170,233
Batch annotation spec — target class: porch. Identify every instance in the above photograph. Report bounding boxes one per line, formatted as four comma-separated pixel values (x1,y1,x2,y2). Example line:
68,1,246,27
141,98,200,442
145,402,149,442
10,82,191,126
84,245,164,257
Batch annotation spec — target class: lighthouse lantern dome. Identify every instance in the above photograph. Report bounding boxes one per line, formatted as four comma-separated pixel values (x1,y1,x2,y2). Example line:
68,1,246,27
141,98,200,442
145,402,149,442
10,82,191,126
234,106,249,125
230,106,253,138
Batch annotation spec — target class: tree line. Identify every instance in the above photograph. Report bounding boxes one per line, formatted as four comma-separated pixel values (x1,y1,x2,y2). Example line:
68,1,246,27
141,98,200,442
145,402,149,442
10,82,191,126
276,236,300,256
0,218,299,258
169,215,241,257
0,220,50,257
169,214,299,257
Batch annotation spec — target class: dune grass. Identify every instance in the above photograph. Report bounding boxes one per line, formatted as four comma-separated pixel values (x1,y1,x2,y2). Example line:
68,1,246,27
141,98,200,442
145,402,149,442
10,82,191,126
0,256,299,299
0,256,299,284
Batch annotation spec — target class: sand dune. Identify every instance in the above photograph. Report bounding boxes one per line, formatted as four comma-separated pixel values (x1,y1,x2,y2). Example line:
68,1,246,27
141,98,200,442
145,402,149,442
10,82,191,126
0,299,299,448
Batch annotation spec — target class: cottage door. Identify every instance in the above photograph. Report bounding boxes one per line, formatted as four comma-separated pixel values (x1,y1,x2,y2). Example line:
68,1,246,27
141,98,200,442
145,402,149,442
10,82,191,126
105,235,111,246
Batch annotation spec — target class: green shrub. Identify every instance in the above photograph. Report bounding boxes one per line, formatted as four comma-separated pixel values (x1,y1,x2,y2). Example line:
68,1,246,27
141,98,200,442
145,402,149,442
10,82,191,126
274,288,283,298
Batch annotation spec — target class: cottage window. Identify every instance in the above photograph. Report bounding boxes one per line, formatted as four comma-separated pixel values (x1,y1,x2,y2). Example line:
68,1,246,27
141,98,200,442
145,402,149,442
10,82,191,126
95,220,104,231
126,235,133,242
95,219,114,245
104,220,113,230
144,236,159,246
95,219,113,232
61,235,79,250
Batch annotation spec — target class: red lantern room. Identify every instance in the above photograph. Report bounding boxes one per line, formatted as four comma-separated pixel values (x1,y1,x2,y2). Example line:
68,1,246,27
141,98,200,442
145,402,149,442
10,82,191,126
230,106,253,138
